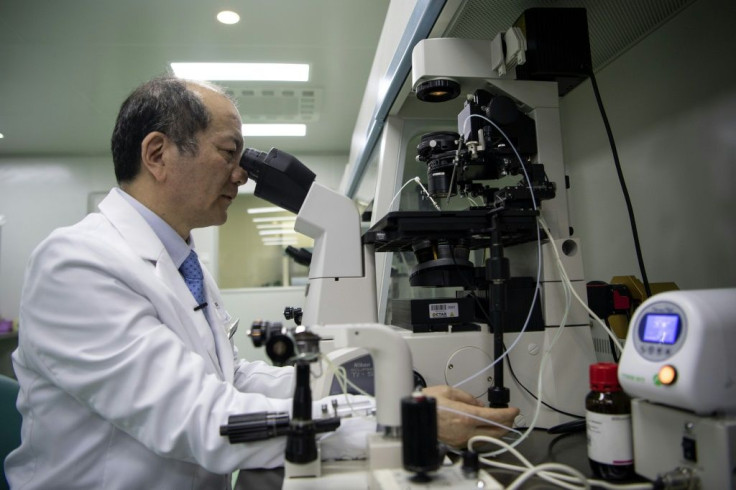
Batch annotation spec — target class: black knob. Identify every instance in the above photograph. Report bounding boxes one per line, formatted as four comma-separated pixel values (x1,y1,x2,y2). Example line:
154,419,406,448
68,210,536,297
284,306,303,325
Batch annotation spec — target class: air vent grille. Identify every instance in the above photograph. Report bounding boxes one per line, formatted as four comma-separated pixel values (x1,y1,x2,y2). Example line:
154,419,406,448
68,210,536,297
224,86,322,122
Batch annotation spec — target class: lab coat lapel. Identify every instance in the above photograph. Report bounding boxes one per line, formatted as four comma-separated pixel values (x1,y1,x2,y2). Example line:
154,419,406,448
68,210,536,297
97,189,225,379
202,271,235,383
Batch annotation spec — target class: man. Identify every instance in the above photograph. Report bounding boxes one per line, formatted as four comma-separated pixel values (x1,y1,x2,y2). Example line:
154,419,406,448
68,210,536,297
5,76,518,489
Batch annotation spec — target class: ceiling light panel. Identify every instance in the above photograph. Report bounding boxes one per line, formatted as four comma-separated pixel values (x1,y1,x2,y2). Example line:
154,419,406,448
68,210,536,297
170,63,309,82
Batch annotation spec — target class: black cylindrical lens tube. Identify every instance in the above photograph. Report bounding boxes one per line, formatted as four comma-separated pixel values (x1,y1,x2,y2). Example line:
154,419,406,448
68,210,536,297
402,394,439,476
239,148,268,181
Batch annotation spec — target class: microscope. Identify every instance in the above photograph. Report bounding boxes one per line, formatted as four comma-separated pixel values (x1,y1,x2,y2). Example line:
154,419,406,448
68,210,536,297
235,7,597,430
361,12,598,429
239,147,379,327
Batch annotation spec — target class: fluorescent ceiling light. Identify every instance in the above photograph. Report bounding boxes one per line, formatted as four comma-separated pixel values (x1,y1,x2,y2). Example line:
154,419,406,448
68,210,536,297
170,62,309,81
262,236,297,242
242,124,306,137
259,229,298,236
262,237,297,243
217,11,240,24
256,224,295,230
252,216,296,223
261,236,297,242
0,133,4,139
262,240,298,246
247,206,284,214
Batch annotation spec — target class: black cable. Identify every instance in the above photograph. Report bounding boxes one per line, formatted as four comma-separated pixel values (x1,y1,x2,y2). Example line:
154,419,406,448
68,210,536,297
588,71,652,298
503,341,585,420
548,420,586,435
606,318,620,363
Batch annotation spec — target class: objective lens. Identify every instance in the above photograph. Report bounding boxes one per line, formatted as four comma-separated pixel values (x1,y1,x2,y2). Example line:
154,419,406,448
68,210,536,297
416,132,459,199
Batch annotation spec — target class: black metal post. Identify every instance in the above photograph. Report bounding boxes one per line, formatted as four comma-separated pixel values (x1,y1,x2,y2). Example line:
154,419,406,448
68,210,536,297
487,214,510,408
285,361,318,464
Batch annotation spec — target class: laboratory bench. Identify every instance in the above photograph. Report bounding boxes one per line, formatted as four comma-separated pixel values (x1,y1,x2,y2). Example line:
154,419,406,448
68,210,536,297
235,428,648,489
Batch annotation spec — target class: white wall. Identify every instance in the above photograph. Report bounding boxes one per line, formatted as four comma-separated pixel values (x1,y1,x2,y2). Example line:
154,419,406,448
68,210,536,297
560,0,736,290
0,157,117,321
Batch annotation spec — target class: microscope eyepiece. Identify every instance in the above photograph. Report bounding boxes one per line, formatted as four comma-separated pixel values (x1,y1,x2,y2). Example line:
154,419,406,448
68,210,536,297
239,148,269,181
236,147,315,214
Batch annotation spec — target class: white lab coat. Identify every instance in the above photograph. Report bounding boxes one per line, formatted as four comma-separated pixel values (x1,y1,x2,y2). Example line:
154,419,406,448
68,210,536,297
5,188,297,489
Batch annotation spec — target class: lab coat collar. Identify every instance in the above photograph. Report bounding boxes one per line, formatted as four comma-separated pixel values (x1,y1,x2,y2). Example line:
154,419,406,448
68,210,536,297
98,188,166,262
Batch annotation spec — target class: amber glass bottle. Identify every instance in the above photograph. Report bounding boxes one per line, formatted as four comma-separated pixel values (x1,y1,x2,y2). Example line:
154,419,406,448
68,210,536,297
585,362,634,480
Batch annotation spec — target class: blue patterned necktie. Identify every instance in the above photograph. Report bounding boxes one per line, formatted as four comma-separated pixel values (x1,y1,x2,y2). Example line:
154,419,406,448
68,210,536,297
179,250,206,307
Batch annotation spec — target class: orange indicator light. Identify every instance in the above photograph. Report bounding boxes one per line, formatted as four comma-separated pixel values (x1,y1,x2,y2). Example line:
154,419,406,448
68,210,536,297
658,365,677,385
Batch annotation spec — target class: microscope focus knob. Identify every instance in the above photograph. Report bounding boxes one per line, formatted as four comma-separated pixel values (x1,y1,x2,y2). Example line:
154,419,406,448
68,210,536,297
284,306,303,325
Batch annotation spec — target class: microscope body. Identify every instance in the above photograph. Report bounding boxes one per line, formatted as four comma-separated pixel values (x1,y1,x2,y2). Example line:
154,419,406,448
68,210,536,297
354,36,597,429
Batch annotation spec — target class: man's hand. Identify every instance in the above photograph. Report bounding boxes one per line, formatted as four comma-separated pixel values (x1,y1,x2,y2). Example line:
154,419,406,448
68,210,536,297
422,385,519,448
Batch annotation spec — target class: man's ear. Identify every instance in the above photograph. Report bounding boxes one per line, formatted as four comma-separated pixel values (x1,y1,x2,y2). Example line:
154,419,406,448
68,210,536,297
140,132,169,182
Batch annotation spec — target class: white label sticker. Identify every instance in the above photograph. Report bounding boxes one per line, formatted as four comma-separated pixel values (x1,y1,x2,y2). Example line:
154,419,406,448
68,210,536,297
429,303,460,319
586,411,633,465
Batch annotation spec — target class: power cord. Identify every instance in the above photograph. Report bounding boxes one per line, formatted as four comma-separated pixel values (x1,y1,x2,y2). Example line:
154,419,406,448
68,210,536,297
606,318,621,363
469,435,655,490
588,71,652,298
387,176,440,212
503,341,585,421
537,217,624,354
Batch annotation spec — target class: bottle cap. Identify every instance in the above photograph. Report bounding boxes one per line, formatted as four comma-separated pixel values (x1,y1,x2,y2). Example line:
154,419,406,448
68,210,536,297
589,362,621,392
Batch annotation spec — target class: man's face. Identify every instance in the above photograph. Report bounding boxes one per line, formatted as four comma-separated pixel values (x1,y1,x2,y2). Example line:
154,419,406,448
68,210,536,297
168,89,247,232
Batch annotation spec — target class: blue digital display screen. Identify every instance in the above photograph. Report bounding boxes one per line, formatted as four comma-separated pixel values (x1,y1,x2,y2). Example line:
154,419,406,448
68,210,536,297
640,313,681,344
